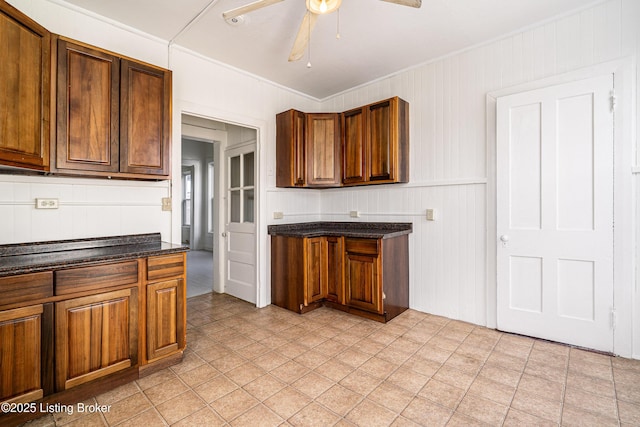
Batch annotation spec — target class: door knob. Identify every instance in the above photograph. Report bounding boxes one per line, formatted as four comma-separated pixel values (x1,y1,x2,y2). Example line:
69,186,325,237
222,232,227,237
500,235,509,247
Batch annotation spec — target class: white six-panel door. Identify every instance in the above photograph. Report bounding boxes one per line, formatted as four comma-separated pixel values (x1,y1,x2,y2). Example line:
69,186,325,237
496,74,615,353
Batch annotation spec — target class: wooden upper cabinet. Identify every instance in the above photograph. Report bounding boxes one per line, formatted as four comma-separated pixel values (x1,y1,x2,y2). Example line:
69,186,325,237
276,110,340,188
276,97,408,188
54,38,171,179
342,97,409,185
0,1,51,171
276,109,306,187
120,59,171,176
56,40,119,172
306,113,341,187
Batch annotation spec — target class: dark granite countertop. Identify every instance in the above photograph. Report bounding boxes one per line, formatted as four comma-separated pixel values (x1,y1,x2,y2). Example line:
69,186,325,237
0,233,188,277
268,222,412,239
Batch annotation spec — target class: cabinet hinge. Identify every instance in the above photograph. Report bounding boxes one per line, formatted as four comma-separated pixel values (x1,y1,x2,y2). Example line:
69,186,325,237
610,308,617,330
610,90,617,112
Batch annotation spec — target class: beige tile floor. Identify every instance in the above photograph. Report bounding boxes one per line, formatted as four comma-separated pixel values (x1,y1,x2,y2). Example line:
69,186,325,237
25,292,640,426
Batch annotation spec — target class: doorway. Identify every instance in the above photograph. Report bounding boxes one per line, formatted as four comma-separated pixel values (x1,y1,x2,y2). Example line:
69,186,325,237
181,113,259,304
182,137,215,298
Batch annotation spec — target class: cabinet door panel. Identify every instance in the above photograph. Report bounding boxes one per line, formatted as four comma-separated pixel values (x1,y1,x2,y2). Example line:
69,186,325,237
367,100,392,181
120,60,171,176
56,288,137,391
342,108,366,184
305,238,326,305
0,305,43,403
147,278,185,361
0,2,50,170
56,40,119,172
345,239,382,314
325,237,344,304
306,113,341,187
276,110,306,187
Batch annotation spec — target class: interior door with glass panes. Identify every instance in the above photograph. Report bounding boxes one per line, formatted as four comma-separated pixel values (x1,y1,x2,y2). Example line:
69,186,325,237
224,143,257,304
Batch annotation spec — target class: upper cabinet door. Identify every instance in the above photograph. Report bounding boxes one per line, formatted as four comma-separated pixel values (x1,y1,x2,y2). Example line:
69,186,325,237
342,107,366,185
367,99,393,181
119,59,171,176
306,113,341,187
56,40,120,173
0,2,51,170
276,109,306,187
366,97,409,184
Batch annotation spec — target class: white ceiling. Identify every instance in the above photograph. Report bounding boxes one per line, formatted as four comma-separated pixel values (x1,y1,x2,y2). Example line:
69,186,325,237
60,0,601,99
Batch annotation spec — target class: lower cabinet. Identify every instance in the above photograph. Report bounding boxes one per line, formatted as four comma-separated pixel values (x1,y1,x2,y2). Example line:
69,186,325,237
325,236,345,304
146,278,185,362
0,304,53,404
344,238,382,315
271,234,408,322
305,237,328,305
55,287,138,391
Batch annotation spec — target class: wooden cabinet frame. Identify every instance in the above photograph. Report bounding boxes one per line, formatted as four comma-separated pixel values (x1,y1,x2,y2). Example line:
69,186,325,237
276,97,408,188
276,110,341,188
271,233,407,322
52,36,171,179
0,1,51,171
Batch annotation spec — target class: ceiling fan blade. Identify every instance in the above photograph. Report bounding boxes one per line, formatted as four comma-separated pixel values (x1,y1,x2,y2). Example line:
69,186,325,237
288,12,319,62
380,0,421,7
222,0,284,20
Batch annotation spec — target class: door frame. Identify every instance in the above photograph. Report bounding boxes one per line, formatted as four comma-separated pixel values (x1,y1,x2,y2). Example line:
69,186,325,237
486,57,635,357
173,102,269,308
180,164,196,248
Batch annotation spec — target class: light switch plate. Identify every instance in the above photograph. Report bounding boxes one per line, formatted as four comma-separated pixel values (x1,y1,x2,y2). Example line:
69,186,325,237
162,197,172,211
426,208,436,221
273,211,284,219
350,211,360,218
35,198,59,209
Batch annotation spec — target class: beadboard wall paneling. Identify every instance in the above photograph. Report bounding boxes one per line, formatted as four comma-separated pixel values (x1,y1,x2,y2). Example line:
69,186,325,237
319,0,638,336
0,176,171,244
320,183,487,325
267,189,323,224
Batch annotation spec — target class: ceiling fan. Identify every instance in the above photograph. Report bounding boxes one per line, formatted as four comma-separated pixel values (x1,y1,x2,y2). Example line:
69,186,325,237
222,0,422,62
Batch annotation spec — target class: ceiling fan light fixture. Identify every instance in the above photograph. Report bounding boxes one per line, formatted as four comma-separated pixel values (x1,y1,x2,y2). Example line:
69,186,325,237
306,0,341,14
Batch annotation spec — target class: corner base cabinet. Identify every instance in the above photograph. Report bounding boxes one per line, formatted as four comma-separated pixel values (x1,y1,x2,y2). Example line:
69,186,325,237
270,223,411,323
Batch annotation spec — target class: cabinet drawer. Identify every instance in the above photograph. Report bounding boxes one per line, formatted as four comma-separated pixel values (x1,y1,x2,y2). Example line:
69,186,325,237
147,254,185,281
55,261,139,295
345,238,379,255
0,272,53,308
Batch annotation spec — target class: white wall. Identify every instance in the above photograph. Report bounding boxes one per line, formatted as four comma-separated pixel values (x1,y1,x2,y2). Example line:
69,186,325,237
1,0,638,356
319,0,640,357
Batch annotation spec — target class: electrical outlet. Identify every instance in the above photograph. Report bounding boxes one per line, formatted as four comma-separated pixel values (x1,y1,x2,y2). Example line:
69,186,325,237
350,210,360,218
273,211,284,219
426,208,436,221
162,197,172,211
35,198,59,209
